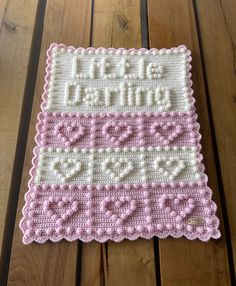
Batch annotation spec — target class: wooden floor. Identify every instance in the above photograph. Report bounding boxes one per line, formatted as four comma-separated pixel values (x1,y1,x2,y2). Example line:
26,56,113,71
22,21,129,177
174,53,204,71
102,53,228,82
0,0,235,285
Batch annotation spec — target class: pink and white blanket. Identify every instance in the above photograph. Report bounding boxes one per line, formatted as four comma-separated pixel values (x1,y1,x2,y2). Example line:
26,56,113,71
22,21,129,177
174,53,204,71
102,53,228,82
20,44,220,244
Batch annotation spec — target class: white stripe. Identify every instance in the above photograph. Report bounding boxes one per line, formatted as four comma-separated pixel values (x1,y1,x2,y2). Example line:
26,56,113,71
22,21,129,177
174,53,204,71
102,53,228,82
35,147,202,185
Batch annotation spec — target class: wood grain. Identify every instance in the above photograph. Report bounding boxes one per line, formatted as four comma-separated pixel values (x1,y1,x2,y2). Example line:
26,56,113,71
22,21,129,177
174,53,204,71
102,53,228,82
107,239,156,286
0,0,8,25
0,0,38,260
147,0,231,285
3,0,235,285
92,0,141,48
91,1,157,285
80,242,104,286
7,1,92,285
195,0,236,271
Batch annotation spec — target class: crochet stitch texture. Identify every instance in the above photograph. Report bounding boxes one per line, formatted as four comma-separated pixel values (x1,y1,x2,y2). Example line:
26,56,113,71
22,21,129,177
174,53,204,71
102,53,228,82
20,43,221,244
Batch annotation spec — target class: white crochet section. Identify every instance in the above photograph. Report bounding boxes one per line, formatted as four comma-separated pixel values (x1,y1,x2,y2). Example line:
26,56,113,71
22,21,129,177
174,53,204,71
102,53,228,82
44,47,192,113
35,146,202,185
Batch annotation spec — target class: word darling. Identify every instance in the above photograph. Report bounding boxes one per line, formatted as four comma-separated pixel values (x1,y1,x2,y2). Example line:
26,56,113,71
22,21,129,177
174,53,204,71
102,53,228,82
65,82,171,109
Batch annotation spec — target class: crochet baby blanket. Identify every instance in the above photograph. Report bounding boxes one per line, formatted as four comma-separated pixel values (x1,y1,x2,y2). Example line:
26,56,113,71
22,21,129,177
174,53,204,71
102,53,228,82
20,44,220,244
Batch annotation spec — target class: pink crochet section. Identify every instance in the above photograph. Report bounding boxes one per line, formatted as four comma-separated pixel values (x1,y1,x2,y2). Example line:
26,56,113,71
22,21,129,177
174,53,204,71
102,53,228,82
36,112,200,148
21,184,218,244
20,43,221,244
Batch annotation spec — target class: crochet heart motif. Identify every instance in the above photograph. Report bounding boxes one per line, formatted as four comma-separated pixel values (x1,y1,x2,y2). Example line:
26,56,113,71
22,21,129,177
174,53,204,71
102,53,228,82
102,158,134,182
50,158,82,183
150,122,183,145
102,121,133,146
100,196,137,225
158,194,196,222
43,196,79,226
154,157,185,180
54,122,85,146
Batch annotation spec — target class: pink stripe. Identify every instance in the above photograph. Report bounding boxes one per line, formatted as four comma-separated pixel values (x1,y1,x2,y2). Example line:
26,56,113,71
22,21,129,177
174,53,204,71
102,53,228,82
20,184,219,244
36,112,200,148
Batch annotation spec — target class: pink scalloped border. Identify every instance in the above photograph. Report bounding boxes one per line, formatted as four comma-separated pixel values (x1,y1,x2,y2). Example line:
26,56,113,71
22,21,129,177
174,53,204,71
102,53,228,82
19,43,221,243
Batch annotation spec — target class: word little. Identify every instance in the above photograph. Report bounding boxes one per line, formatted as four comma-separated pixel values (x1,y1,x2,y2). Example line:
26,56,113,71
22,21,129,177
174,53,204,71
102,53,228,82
72,57,164,80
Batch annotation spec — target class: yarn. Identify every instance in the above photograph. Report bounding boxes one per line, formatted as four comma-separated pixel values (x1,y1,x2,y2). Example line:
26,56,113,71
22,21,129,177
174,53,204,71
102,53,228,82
20,44,220,244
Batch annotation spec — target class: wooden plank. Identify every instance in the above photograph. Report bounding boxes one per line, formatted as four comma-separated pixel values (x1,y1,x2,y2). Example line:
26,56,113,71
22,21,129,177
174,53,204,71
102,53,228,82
7,1,92,285
107,239,156,286
195,0,236,271
0,0,8,25
0,0,38,262
80,242,104,286
147,0,231,285
91,1,157,285
92,0,141,48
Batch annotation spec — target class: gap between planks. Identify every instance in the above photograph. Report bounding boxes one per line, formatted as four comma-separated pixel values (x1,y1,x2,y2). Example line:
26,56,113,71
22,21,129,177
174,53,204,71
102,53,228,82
0,0,46,284
80,0,157,286
193,0,236,283
7,1,92,285
147,0,232,285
